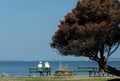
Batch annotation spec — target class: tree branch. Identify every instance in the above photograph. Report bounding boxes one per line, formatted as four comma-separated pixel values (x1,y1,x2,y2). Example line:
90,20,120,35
105,42,120,62
109,43,120,56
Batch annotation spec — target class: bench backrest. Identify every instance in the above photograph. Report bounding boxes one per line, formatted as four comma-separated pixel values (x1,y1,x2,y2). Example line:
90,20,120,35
74,66,96,72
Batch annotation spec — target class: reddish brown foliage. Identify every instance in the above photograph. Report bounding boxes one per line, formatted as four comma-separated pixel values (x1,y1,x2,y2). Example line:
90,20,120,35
51,0,120,76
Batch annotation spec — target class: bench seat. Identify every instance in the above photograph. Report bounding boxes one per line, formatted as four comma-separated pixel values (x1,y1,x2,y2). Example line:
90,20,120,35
29,67,51,76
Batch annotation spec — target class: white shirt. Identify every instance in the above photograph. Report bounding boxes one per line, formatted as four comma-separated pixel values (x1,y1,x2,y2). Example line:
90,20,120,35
45,62,50,68
38,63,42,68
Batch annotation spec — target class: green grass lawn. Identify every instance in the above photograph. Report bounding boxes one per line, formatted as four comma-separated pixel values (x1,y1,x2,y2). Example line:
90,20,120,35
0,76,120,81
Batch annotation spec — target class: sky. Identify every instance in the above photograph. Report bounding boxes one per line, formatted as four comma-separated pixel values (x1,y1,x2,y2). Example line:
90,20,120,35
0,0,119,61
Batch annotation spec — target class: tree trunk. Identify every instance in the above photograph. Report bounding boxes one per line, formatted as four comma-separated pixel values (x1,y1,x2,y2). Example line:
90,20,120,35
103,65,120,76
98,61,120,76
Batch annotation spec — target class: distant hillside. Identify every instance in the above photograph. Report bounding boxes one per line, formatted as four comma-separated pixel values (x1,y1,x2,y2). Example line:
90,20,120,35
108,58,120,61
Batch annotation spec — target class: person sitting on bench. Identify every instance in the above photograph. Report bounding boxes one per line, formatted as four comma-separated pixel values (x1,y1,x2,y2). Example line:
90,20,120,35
44,61,50,76
38,61,44,76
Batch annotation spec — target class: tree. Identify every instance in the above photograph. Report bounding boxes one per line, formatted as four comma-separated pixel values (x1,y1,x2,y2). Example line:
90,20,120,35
50,0,120,76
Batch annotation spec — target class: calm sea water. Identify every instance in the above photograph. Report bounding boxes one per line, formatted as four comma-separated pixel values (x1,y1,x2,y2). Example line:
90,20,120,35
0,61,120,76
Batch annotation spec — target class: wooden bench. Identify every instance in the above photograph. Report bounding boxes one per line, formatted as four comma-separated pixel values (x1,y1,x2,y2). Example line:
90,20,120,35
74,66,97,77
29,67,51,76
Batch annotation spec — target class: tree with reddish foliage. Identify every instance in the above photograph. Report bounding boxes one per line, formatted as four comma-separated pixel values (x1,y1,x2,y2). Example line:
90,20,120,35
50,0,120,76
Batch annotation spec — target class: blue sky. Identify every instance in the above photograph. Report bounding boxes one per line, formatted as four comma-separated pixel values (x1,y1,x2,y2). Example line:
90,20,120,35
0,0,119,61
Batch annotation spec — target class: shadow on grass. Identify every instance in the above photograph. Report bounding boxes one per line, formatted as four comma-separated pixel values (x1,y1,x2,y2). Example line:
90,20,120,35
108,78,120,81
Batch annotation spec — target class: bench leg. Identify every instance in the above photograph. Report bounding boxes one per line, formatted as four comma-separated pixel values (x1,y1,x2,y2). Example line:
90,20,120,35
89,71,92,77
46,72,48,76
94,71,96,77
46,72,51,76
29,71,32,76
89,71,96,77
40,72,44,76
